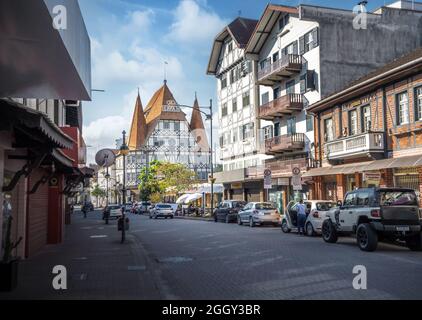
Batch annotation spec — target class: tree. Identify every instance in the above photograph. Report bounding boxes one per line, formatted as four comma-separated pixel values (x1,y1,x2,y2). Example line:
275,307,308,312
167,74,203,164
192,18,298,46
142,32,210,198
91,184,106,207
138,161,197,201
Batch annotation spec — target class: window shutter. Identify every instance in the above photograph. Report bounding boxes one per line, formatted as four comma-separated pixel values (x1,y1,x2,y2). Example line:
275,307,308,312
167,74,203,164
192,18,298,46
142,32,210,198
293,41,298,55
300,74,306,94
306,70,316,91
299,36,305,55
312,27,319,48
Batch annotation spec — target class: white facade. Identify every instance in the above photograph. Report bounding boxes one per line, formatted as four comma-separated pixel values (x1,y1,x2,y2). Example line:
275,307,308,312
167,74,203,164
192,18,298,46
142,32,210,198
257,14,320,156
216,37,270,172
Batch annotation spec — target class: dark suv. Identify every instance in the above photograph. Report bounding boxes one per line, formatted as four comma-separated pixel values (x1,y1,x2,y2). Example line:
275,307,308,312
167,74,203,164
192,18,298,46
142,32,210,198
214,200,247,223
322,188,422,251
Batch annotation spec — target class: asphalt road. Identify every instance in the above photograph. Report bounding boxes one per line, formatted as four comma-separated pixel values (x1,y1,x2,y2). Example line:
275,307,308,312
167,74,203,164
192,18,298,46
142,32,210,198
131,214,422,300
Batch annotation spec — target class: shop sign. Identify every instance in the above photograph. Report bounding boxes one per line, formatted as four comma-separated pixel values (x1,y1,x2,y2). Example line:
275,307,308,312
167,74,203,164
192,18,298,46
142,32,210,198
277,178,290,186
264,169,272,189
231,182,243,189
363,171,381,181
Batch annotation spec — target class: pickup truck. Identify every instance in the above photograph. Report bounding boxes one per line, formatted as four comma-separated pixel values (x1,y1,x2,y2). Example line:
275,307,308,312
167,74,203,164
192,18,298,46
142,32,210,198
322,188,422,252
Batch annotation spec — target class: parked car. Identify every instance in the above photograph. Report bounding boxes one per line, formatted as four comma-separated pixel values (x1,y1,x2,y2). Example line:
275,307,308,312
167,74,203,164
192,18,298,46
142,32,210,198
322,188,422,252
238,202,280,227
103,204,123,220
214,200,247,223
150,203,174,219
281,200,336,236
139,201,151,214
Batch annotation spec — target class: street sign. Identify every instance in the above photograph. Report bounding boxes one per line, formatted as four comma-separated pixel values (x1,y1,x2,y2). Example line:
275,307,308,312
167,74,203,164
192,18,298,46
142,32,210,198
292,167,302,191
264,169,272,189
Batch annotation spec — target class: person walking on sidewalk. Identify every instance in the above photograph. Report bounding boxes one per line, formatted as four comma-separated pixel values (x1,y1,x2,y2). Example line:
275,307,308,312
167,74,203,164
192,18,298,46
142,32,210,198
296,199,306,235
82,204,87,219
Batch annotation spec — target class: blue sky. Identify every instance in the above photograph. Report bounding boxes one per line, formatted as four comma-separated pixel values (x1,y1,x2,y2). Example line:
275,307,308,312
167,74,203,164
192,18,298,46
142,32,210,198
79,0,390,163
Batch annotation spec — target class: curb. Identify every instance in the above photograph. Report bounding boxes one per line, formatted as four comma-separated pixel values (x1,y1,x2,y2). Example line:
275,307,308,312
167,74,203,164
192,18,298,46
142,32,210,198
174,216,214,222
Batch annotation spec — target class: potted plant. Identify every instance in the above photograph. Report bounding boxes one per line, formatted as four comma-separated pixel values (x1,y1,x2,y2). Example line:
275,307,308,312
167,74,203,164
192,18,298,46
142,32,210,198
0,216,22,292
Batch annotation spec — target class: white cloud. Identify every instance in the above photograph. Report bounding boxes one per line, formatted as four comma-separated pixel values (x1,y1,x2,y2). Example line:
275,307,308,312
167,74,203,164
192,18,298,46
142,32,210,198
123,9,155,31
168,0,227,45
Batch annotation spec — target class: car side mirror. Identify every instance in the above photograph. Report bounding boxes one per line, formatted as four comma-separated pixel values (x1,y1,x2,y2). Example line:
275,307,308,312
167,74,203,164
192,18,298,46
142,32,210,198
336,200,342,207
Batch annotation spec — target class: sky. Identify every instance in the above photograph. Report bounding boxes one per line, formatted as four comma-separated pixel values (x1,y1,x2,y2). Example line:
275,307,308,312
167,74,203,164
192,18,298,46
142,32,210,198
79,0,391,164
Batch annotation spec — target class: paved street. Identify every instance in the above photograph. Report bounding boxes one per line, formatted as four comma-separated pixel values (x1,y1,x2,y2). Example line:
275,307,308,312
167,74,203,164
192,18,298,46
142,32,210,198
2,210,422,300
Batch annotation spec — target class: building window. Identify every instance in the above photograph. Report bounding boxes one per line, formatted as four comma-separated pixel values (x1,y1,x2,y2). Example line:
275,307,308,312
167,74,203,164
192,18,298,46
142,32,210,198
306,114,314,132
273,87,281,100
286,80,295,94
278,14,289,30
274,122,281,137
282,41,298,57
361,105,371,132
260,58,270,71
232,129,237,143
174,121,180,131
272,51,279,63
241,123,255,140
263,125,273,140
221,103,228,117
232,98,237,112
163,121,170,130
242,92,250,108
261,92,269,105
228,41,233,53
230,69,235,84
415,86,422,121
221,74,227,89
349,110,358,136
287,116,296,135
324,118,334,142
397,91,409,125
299,28,319,54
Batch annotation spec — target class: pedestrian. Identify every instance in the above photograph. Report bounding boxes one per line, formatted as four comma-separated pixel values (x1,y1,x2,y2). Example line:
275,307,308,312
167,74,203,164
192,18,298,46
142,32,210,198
296,199,307,235
82,204,87,219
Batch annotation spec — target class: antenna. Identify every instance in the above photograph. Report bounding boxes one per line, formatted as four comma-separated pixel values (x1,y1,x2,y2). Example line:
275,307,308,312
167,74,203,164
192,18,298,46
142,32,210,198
164,61,168,83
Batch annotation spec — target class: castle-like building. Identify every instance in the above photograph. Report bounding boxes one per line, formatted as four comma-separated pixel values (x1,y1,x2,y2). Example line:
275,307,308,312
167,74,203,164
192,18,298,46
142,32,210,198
115,81,211,199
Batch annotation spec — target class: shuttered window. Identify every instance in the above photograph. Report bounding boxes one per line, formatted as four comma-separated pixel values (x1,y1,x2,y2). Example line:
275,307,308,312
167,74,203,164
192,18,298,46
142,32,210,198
299,27,319,54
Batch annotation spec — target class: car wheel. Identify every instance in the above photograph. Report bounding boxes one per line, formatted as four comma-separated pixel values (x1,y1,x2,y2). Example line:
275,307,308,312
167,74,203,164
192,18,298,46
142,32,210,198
356,223,378,252
405,233,422,251
306,222,315,237
170,216,174,219
149,216,152,219
237,215,242,226
214,215,218,223
225,216,230,224
322,220,338,243
249,217,255,228
281,220,291,233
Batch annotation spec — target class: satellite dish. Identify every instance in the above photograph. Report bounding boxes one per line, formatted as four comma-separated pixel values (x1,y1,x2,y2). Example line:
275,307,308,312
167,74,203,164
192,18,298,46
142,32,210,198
95,149,116,168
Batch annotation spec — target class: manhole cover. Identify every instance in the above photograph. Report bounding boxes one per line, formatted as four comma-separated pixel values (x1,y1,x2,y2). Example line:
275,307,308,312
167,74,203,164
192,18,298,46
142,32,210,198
157,257,193,264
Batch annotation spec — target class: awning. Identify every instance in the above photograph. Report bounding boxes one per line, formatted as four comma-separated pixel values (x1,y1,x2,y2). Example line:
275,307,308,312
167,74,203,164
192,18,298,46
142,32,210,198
0,99,74,149
184,193,203,204
176,194,191,204
196,183,224,194
303,155,422,178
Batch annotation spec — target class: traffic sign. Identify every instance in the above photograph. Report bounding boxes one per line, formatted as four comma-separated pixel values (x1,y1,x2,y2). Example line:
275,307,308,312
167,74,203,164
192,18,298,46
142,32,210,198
292,167,302,191
264,169,272,189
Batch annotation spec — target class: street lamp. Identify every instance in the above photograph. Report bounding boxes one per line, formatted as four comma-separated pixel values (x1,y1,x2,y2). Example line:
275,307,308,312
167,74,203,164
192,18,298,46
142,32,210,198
104,168,110,206
175,100,215,217
119,130,130,244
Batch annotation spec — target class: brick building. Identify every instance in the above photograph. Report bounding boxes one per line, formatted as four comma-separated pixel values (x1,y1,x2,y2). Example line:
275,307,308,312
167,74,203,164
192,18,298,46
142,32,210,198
305,48,422,202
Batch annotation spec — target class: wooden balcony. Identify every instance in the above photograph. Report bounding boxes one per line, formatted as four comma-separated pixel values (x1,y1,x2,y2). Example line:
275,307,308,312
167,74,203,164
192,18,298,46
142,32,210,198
258,94,303,120
325,132,385,161
257,54,303,86
265,133,305,155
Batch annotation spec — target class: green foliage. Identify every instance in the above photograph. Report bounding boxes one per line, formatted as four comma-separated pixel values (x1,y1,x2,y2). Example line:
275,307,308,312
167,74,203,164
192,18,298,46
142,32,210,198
91,184,106,198
138,161,196,201
2,216,22,263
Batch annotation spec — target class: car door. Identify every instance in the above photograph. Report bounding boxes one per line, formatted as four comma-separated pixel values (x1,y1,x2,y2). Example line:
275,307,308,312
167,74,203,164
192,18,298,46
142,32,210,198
218,202,228,221
240,203,252,222
339,192,357,231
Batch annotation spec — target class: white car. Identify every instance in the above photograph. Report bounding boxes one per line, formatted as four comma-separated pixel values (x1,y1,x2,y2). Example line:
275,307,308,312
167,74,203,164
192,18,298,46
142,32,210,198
150,203,174,219
238,202,280,227
106,204,123,219
282,200,336,236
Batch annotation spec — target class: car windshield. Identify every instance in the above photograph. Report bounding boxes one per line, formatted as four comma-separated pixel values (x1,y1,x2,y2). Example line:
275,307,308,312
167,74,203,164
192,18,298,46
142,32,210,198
316,202,335,211
378,190,418,206
157,205,172,209
109,206,120,210
256,203,276,210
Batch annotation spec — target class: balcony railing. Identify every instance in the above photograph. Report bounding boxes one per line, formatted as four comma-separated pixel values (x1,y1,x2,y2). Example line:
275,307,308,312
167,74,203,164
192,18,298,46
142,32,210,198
258,54,303,86
265,133,305,155
258,94,303,120
246,157,317,179
325,132,385,160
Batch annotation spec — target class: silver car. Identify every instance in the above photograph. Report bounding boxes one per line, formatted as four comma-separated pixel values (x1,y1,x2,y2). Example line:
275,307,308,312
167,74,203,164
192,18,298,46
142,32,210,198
238,202,280,227
150,203,174,219
107,204,123,219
